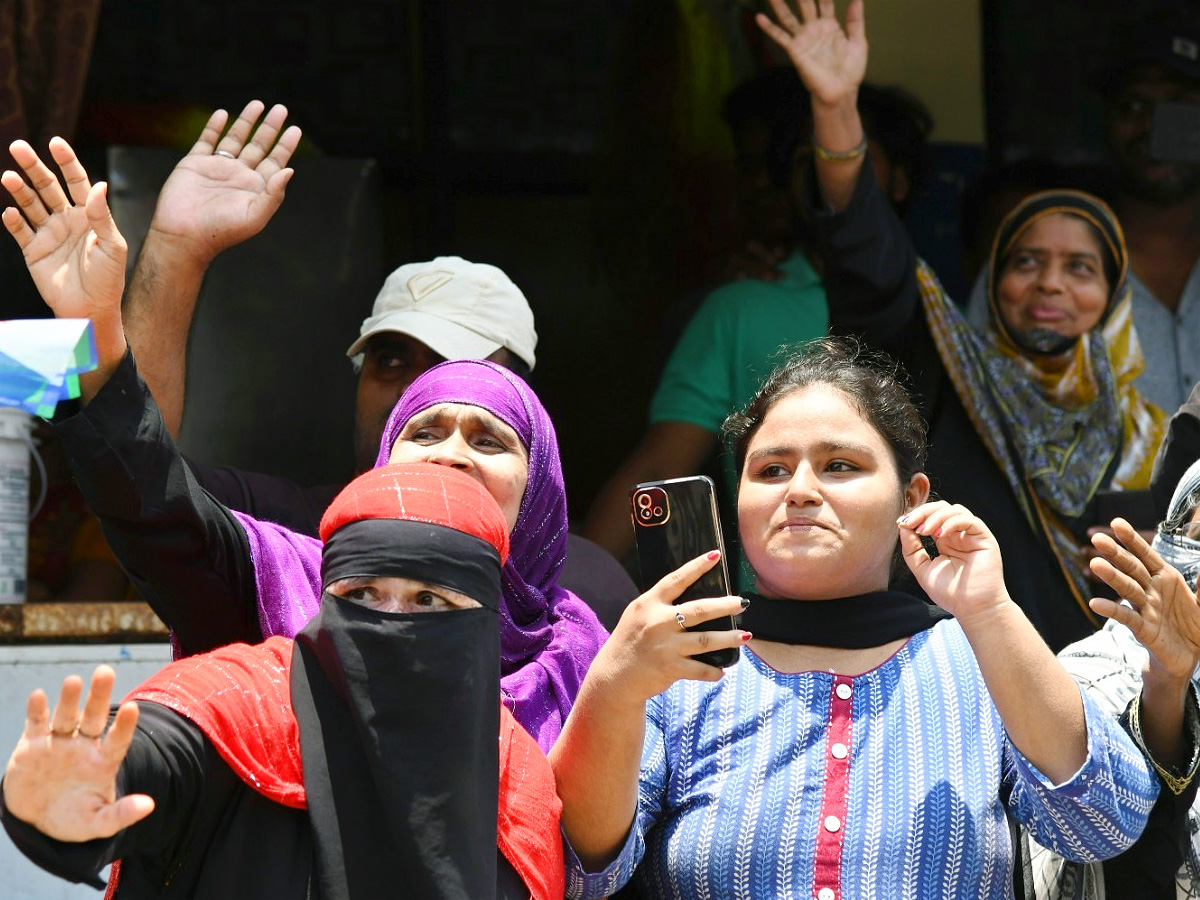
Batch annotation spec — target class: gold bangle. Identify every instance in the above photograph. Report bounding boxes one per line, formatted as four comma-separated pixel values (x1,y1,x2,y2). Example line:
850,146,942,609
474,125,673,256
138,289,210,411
813,138,868,163
1128,688,1200,795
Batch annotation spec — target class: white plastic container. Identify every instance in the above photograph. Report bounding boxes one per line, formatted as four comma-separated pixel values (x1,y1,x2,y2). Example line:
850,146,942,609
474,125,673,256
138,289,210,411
0,407,34,603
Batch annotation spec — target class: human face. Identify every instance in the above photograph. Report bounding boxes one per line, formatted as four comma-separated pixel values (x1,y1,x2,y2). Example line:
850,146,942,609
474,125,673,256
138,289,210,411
994,214,1111,341
388,403,528,530
738,386,929,600
1106,66,1200,203
354,333,445,472
326,575,481,613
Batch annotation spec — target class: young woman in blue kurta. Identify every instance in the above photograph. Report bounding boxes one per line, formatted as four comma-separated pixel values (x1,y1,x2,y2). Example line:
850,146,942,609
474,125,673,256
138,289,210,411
551,333,1158,899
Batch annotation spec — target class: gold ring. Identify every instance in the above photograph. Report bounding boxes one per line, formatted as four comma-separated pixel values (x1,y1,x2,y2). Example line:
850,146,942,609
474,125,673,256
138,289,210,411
78,727,104,740
49,725,78,738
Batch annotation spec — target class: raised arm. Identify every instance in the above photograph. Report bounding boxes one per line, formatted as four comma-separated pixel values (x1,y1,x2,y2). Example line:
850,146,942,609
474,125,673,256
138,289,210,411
755,0,925,350
756,0,867,213
2,138,127,400
123,101,300,437
898,502,1088,783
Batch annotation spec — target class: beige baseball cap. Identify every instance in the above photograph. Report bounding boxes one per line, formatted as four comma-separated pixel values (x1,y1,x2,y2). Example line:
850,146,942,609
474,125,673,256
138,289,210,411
347,256,537,370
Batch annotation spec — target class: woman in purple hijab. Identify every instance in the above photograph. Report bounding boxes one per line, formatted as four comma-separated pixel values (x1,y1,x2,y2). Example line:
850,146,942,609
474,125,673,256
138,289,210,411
237,359,609,751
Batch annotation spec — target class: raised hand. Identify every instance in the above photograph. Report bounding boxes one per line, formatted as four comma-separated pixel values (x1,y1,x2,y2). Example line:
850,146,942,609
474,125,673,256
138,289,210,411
3,666,153,842
898,501,1009,621
148,100,300,264
755,0,867,107
598,551,748,702
1089,518,1200,685
2,138,127,326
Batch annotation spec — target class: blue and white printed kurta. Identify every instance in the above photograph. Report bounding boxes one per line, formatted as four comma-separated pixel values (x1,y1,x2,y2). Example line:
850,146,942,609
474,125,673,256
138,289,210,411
566,620,1157,900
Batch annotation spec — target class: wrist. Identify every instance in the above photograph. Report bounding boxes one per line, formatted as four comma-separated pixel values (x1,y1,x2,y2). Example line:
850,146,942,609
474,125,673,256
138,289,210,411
953,595,1019,634
142,224,219,271
1144,662,1192,705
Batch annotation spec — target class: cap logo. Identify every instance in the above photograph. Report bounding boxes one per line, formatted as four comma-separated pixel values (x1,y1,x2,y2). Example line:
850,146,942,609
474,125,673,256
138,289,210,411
1173,37,1199,61
407,270,455,303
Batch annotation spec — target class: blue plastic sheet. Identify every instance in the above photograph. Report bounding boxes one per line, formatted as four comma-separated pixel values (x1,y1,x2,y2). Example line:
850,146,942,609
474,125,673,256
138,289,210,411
0,319,98,417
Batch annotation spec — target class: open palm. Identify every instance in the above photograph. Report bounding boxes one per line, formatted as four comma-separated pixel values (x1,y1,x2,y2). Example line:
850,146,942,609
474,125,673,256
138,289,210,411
1090,519,1200,684
3,666,153,842
149,101,300,260
2,138,126,323
756,0,868,106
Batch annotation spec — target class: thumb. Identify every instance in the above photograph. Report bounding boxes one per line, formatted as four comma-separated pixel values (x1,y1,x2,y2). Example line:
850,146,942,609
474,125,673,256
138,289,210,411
84,183,127,255
93,793,156,838
265,168,294,200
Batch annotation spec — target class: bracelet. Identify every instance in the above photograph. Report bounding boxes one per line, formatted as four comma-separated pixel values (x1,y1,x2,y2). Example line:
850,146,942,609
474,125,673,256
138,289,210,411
813,138,868,163
1128,685,1200,795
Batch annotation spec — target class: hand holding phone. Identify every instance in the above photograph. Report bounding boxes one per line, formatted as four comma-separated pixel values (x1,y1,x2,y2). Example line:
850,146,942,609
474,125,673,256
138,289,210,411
631,476,740,668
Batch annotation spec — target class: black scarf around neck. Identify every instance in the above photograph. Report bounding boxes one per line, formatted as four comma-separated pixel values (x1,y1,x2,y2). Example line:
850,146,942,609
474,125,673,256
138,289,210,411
740,590,950,648
291,594,501,900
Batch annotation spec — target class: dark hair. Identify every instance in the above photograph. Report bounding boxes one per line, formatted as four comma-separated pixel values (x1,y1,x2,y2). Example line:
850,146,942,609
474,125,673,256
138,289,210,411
723,336,927,486
857,83,934,193
722,66,809,137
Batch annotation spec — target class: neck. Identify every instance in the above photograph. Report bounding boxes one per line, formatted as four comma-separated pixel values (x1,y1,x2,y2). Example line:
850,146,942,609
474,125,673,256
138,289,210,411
749,637,909,676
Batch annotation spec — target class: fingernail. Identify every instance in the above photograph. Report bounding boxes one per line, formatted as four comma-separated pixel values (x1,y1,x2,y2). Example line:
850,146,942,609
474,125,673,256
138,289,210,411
897,514,909,525
740,597,751,609
707,550,721,561
741,631,753,642
933,528,943,537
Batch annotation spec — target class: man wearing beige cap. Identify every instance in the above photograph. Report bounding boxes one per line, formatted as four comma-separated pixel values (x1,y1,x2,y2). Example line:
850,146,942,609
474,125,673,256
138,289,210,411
117,103,633,624
345,256,537,475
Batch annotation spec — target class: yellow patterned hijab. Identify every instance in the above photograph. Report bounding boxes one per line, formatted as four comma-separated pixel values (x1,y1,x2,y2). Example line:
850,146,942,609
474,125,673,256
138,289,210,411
919,190,1166,618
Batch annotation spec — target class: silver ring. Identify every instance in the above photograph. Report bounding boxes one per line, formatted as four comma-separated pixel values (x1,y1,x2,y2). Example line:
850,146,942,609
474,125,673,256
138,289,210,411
675,610,687,631
214,149,237,160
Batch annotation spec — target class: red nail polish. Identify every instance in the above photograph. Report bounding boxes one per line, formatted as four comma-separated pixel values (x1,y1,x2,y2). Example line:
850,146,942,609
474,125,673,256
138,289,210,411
707,550,721,561
741,631,753,641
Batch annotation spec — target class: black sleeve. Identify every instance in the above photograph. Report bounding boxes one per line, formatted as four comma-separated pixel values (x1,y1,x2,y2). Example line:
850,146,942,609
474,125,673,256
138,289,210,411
53,350,262,654
807,160,944,416
809,160,925,344
1151,380,1200,520
185,462,341,539
0,703,219,888
1101,692,1200,898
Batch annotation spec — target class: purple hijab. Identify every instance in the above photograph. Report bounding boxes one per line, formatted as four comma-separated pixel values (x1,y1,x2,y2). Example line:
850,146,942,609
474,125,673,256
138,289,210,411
235,359,608,751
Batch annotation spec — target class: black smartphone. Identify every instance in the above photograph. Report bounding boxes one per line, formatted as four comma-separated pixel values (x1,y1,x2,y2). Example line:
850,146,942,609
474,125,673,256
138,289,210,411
630,475,739,668
1150,101,1200,165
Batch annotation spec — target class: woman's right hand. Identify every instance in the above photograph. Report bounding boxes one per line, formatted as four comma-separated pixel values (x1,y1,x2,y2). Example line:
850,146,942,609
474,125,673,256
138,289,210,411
594,551,748,704
3,666,154,842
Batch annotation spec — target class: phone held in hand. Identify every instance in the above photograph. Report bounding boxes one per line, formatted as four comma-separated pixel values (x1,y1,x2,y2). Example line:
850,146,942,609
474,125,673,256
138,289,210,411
630,475,740,668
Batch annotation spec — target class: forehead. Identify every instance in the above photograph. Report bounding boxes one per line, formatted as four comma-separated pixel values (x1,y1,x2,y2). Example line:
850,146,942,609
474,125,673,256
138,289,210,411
752,385,889,450
1009,213,1102,254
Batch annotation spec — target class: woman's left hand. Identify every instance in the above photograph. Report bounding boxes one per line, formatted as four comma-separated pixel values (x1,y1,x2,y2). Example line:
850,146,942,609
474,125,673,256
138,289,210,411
1089,518,1200,686
898,501,1010,622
